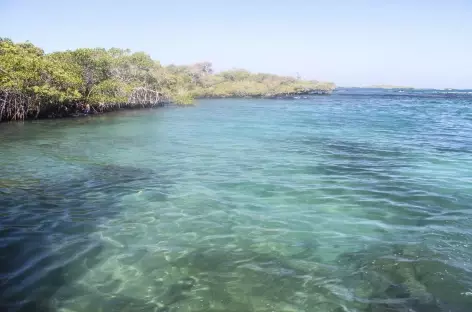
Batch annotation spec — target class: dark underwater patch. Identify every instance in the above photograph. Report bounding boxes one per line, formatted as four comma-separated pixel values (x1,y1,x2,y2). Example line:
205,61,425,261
335,243,472,312
0,161,174,312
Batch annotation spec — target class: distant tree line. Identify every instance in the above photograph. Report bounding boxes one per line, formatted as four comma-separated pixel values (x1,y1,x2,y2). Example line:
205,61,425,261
0,39,335,121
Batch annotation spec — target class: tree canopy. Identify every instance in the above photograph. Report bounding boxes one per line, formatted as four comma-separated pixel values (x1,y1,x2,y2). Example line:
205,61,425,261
0,39,335,121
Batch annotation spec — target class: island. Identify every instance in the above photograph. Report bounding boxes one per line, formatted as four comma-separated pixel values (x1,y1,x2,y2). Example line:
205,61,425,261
0,38,336,122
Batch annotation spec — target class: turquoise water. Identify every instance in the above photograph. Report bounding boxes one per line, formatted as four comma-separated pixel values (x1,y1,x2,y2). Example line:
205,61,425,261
1,89,472,312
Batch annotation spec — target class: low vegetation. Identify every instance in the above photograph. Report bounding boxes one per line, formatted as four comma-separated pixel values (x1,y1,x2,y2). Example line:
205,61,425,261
0,38,335,121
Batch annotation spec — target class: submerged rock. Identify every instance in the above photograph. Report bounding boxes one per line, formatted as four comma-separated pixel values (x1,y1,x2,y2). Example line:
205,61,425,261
336,243,472,312
161,276,197,306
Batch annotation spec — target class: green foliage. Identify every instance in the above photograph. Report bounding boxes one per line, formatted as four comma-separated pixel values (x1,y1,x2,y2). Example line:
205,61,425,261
0,39,82,105
1,39,335,121
171,89,195,106
191,69,336,98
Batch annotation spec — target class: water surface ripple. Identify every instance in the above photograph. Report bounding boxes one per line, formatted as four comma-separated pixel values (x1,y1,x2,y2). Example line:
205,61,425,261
1,89,472,312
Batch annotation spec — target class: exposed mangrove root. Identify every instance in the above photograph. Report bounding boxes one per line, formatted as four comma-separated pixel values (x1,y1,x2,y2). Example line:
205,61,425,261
127,87,169,107
0,90,37,122
0,88,172,122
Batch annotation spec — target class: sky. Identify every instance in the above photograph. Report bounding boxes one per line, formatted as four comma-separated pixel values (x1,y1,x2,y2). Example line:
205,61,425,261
1,0,471,89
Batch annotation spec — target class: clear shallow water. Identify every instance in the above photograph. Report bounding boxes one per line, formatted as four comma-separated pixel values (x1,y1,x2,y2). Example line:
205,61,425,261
1,89,472,312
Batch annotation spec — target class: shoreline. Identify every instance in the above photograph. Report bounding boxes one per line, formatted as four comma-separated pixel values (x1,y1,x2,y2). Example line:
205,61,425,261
0,92,333,123
1,39,336,122
194,89,333,100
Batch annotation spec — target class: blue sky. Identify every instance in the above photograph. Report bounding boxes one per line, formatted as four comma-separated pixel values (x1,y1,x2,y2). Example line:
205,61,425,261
1,0,471,88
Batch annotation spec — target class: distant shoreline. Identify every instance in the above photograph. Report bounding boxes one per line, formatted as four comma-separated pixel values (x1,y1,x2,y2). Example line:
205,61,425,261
347,85,415,90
